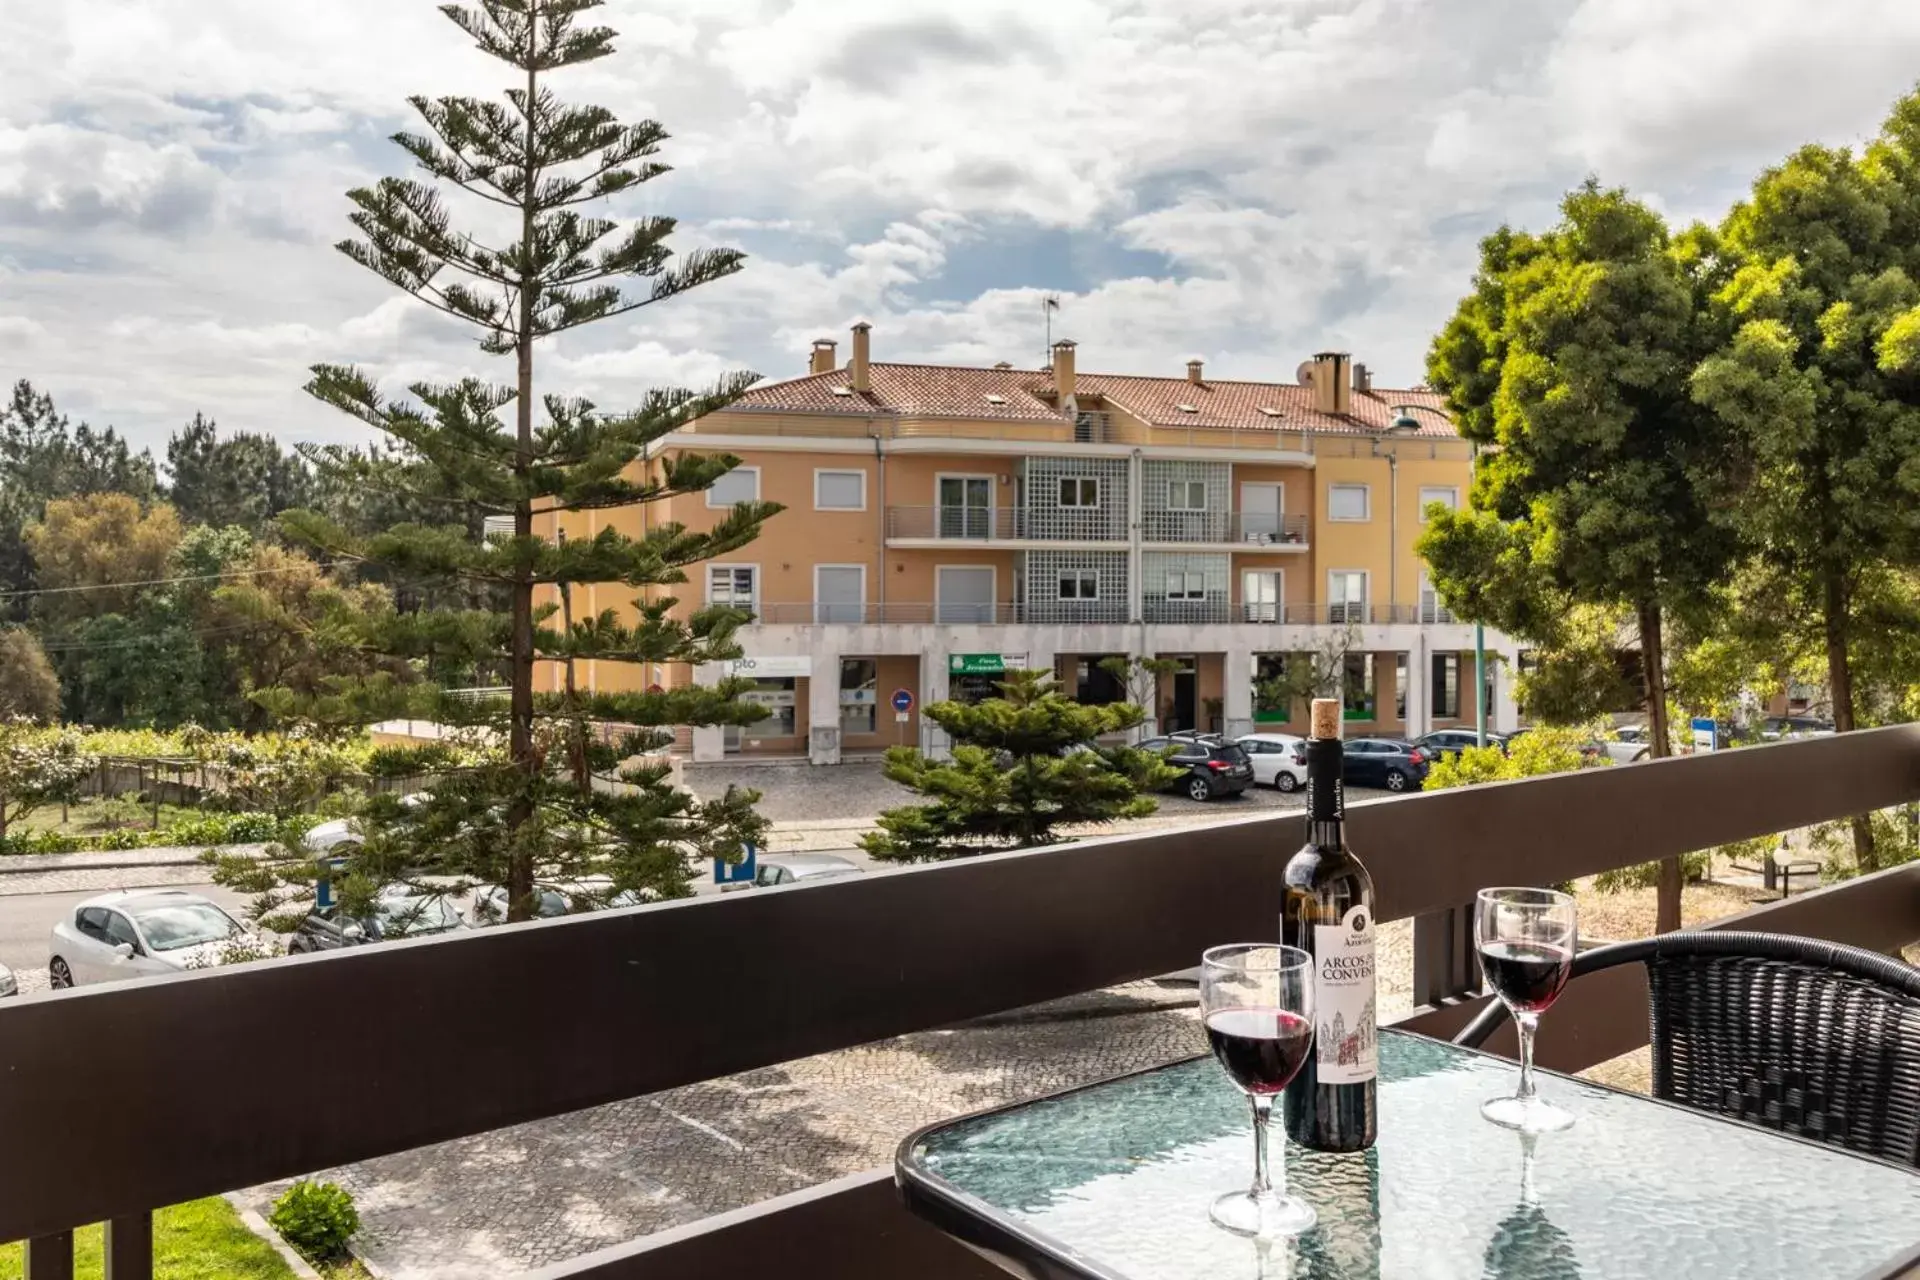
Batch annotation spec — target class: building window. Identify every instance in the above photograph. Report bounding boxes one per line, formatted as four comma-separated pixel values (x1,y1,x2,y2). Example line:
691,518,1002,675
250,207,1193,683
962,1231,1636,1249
1328,483,1370,522
1059,477,1100,507
1419,486,1459,520
708,565,757,611
839,658,877,736
1167,479,1208,511
1344,652,1375,721
1432,652,1461,718
1328,571,1367,624
706,467,759,508
1419,574,1453,624
1166,571,1206,601
1057,571,1100,600
815,469,866,511
1243,570,1282,622
814,565,865,624
1395,653,1408,721
741,679,797,736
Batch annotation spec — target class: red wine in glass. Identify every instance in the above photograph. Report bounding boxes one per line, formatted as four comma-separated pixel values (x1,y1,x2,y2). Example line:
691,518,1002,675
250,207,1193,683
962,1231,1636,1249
1478,940,1572,1013
1206,1008,1315,1095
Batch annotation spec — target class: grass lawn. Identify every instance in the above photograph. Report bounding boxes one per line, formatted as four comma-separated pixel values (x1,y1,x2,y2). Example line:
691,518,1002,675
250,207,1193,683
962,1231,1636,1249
0,1198,296,1280
15,798,204,836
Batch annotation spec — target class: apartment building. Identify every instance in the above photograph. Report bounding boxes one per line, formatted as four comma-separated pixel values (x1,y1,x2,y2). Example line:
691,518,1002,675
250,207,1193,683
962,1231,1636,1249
536,325,1523,764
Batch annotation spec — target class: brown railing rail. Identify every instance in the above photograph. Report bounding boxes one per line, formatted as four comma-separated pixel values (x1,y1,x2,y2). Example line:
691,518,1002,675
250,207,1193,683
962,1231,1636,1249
5,726,1920,1274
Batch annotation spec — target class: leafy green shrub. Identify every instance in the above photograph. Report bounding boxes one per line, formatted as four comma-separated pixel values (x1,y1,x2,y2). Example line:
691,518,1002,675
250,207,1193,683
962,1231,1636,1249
268,1180,360,1261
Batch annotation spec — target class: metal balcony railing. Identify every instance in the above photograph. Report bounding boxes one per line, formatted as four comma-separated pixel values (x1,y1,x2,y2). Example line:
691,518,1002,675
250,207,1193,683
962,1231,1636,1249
884,507,1132,543
749,602,1456,627
5,731,1919,1278
1139,511,1310,546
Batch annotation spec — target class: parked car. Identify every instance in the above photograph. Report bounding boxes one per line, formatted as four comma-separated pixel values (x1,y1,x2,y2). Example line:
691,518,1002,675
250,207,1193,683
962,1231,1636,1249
1411,729,1508,761
1341,738,1430,793
469,878,653,924
1234,733,1308,792
0,962,17,998
287,888,469,952
740,852,869,890
301,792,433,856
49,890,271,988
1603,725,1654,764
1142,737,1254,802
1760,716,1835,741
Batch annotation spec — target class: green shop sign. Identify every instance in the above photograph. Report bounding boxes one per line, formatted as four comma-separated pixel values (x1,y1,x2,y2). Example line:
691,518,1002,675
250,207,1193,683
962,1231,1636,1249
949,653,1027,676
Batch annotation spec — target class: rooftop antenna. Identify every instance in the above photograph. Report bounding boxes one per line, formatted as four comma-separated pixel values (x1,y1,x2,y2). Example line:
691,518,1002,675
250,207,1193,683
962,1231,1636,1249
1043,294,1061,364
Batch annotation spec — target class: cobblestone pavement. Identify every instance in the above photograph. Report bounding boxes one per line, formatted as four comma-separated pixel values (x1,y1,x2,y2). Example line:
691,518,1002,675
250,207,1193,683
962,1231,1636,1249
244,930,1416,1279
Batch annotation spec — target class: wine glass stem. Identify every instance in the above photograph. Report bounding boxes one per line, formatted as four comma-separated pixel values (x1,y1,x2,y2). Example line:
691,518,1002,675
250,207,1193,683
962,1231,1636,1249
1515,1010,1540,1102
1250,1095,1279,1201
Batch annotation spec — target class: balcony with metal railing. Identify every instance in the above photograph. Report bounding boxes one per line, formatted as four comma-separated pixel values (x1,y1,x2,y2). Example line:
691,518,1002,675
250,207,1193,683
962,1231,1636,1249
5,729,1919,1277
750,601,1446,627
1139,511,1310,548
885,506,1128,544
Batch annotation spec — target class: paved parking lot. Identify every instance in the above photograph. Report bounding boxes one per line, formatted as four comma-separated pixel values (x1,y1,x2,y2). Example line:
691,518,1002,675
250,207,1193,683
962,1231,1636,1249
684,757,1315,832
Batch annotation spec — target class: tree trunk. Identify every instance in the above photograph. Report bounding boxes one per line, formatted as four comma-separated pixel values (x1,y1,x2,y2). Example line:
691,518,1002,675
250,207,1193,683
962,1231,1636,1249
1823,570,1875,872
1637,601,1682,934
559,582,589,795
504,21,541,924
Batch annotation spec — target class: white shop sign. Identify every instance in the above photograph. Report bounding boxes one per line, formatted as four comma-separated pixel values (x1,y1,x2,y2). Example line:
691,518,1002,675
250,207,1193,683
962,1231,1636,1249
724,656,812,679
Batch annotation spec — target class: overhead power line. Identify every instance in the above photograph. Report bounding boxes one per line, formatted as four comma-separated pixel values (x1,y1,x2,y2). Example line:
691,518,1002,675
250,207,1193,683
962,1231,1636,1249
0,565,302,601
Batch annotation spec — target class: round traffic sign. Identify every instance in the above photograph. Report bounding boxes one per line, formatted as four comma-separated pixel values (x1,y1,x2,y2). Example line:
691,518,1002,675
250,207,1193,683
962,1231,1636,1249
891,688,915,713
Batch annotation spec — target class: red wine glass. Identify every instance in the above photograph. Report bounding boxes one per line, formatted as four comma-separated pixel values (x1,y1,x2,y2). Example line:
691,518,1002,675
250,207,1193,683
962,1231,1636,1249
1200,943,1317,1237
1475,887,1577,1133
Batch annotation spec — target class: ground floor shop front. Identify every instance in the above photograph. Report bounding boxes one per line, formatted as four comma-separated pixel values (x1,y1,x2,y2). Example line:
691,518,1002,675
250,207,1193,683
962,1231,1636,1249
673,629,1523,764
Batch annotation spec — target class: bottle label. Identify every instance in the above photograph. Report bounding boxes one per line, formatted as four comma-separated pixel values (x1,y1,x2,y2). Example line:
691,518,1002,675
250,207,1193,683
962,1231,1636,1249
1312,903,1378,1084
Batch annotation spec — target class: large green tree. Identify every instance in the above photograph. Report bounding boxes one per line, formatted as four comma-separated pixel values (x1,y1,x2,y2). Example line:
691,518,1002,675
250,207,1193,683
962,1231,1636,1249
165,415,315,535
229,0,779,922
1690,93,1920,870
1419,181,1741,932
863,669,1181,861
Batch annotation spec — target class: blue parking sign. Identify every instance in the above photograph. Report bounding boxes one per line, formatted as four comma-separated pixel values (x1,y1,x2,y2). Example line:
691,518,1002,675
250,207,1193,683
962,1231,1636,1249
713,844,758,886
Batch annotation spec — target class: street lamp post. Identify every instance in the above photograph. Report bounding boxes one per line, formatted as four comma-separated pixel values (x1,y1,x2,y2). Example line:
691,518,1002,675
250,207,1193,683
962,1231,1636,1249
1391,404,1487,747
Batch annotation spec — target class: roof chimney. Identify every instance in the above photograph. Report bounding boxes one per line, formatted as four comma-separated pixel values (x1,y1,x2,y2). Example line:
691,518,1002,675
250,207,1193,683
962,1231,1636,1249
850,322,871,394
1352,360,1370,395
1312,351,1352,415
1052,339,1077,400
1187,358,1205,386
810,339,837,376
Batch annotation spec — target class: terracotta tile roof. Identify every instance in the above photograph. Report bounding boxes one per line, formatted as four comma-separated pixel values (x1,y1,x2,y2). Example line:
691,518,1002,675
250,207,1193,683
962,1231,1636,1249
723,362,1455,438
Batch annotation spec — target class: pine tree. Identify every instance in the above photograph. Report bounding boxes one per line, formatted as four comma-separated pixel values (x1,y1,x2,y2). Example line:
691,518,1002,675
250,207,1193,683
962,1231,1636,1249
227,0,780,923
862,669,1182,861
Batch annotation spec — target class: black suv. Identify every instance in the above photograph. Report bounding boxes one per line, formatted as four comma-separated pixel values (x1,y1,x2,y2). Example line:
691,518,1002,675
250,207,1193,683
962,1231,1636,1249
1142,737,1254,802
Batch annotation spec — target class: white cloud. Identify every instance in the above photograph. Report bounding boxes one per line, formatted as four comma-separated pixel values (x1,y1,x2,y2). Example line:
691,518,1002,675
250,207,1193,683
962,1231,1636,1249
4,0,1920,449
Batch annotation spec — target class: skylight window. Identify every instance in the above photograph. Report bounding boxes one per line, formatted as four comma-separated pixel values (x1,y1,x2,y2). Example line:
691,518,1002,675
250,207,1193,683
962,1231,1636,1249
831,386,853,397
1258,406,1284,418
985,393,1007,405
1176,403,1198,414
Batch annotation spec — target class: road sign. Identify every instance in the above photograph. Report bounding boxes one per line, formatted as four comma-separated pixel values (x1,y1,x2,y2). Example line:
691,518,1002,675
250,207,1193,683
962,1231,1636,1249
1691,717,1717,754
948,653,1028,675
713,843,758,886
314,856,349,911
891,688,915,714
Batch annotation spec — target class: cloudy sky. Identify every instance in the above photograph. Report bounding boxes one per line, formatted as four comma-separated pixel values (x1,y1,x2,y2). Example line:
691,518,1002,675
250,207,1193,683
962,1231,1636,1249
4,0,1920,456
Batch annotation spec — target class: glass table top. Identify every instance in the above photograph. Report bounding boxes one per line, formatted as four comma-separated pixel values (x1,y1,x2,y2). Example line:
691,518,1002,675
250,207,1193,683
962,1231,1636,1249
900,1031,1920,1280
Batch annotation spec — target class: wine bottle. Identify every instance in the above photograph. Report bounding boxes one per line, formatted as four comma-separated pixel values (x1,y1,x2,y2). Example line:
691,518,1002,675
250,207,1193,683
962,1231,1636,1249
1281,696,1379,1151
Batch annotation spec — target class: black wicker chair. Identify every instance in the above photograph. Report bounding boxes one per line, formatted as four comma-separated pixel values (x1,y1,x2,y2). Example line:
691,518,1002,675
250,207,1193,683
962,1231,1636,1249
1453,930,1920,1166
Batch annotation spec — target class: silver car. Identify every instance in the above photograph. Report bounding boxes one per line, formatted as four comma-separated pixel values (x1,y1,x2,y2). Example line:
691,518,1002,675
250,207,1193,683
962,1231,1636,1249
49,890,270,988
738,852,868,890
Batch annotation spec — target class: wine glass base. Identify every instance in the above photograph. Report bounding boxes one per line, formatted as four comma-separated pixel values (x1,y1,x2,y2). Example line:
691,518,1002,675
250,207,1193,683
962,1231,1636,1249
1209,1190,1317,1238
1481,1093,1575,1133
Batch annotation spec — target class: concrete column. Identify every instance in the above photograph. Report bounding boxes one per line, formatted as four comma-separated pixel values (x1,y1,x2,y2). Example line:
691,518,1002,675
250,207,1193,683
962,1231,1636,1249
691,662,726,763
1493,643,1521,734
922,644,951,758
809,648,842,766
1402,642,1428,739
1224,648,1255,741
